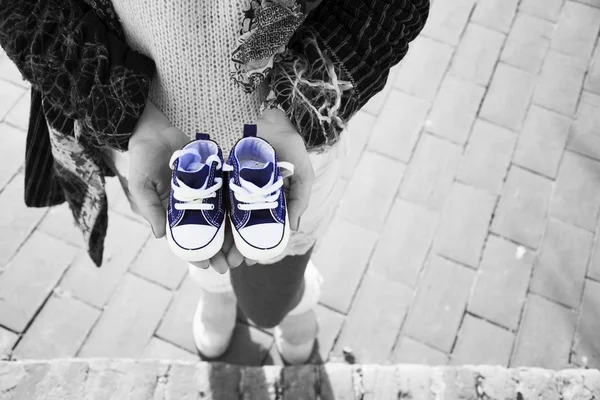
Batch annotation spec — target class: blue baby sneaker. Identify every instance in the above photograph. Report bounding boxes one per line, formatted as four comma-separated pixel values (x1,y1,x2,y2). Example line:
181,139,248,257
225,124,294,261
166,133,226,261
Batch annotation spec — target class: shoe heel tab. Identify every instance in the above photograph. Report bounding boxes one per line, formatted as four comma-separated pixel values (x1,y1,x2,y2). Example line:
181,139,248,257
243,124,257,138
196,133,210,141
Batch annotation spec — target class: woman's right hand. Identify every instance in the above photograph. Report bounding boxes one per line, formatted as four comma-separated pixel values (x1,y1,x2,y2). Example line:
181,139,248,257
128,101,212,269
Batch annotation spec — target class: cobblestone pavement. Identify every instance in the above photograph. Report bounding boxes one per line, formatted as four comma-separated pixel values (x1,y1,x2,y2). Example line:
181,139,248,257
1,0,600,369
3,360,600,399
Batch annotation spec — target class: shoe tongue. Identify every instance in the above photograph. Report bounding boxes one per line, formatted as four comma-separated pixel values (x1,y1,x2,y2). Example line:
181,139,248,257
176,147,211,190
176,165,209,189
240,162,274,188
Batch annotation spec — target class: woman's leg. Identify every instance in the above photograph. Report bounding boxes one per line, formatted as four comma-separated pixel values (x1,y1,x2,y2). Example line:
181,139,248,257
230,249,322,364
188,265,238,358
229,248,313,329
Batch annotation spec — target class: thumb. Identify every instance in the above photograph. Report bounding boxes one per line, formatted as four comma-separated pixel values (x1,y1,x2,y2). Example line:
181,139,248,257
287,174,312,231
131,179,167,238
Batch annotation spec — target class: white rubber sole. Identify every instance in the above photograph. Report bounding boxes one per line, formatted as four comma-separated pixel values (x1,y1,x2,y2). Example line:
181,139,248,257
231,214,290,261
166,220,225,262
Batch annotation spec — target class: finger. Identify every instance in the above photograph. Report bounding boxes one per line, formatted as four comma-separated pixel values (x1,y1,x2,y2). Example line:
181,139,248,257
210,251,230,274
226,244,244,268
222,223,234,254
245,258,258,266
189,260,210,269
287,172,313,231
130,179,167,238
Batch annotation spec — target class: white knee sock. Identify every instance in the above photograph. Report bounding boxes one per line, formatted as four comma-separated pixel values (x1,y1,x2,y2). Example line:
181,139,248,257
287,260,323,317
188,263,234,293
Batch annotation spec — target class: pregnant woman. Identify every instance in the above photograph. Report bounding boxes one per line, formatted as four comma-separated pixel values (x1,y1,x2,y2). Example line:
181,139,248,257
0,0,429,363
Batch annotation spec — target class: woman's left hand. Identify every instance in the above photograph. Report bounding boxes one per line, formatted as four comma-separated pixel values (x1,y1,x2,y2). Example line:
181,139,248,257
218,108,315,269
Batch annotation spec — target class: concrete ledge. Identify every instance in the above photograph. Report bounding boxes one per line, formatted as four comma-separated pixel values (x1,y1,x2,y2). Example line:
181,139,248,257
1,359,599,399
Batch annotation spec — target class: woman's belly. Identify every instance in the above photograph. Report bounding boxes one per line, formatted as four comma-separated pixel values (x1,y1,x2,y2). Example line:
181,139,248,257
112,0,262,154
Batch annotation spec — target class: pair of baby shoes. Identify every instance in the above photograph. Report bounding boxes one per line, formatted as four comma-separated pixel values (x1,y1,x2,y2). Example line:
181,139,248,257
165,124,294,262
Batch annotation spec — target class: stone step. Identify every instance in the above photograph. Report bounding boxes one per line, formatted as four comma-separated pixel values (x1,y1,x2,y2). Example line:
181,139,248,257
0,359,598,399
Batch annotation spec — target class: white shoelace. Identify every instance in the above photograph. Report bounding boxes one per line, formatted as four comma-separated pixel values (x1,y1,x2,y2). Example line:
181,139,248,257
225,161,294,211
170,151,223,211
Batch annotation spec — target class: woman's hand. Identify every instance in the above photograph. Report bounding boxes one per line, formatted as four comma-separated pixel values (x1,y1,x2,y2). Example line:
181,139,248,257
220,108,315,269
128,103,204,244
129,102,212,270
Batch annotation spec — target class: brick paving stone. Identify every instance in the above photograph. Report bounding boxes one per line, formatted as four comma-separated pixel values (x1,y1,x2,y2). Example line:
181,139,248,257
141,337,199,361
533,51,587,116
38,204,84,248
0,327,17,359
59,212,149,308
394,36,454,102
4,93,29,131
587,43,600,93
568,91,600,160
451,315,514,366
105,176,146,224
361,72,397,116
315,177,348,240
156,275,199,354
480,63,536,131
314,305,344,362
552,1,600,60
367,90,429,162
400,134,462,210
588,233,600,281
472,0,519,33
392,337,449,365
449,23,505,86
550,151,600,231
420,0,476,46
333,271,412,363
0,175,47,268
512,294,577,368
338,151,405,232
0,81,24,122
318,364,355,399
468,235,535,330
575,0,600,7
282,365,318,399
501,13,554,74
514,106,572,178
491,167,553,249
340,111,376,180
130,237,187,290
0,231,75,333
0,58,28,88
530,219,593,309
220,324,273,365
314,218,378,313
519,0,565,21
360,365,402,399
457,119,516,195
0,123,25,192
573,279,600,368
79,273,171,358
426,76,485,145
369,199,437,288
403,255,475,353
13,295,99,359
240,366,282,399
433,182,497,268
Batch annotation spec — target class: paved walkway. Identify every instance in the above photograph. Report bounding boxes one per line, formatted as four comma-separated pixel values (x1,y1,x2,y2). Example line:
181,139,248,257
3,360,600,399
1,0,600,369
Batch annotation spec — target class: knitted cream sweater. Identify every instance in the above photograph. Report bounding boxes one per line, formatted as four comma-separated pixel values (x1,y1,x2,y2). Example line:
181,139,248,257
112,0,262,154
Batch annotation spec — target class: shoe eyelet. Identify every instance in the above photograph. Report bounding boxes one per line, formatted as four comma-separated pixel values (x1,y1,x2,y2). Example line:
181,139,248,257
237,204,242,210
210,205,215,210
